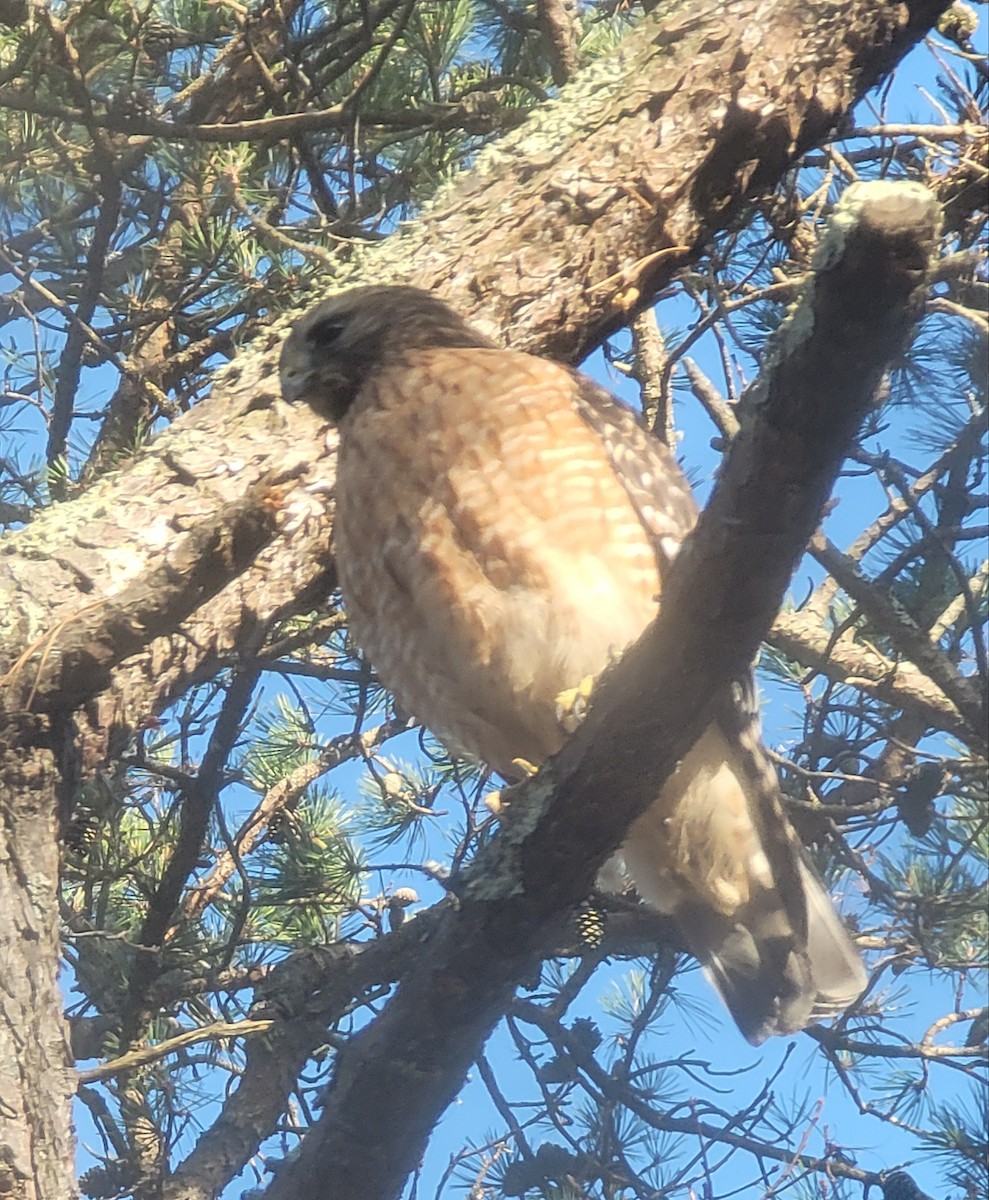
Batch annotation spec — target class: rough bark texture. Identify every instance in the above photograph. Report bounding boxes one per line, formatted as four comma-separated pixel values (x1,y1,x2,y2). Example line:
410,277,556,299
0,1,957,1195
262,183,941,1200
0,728,76,1200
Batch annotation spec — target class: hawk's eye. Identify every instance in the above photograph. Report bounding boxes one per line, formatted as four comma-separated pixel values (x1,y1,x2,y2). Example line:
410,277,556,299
307,317,346,348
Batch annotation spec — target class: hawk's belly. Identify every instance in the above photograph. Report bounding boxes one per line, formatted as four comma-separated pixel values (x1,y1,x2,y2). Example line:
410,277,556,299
333,350,662,776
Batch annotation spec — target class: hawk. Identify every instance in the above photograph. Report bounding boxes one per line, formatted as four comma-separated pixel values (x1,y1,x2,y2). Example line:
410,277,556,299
279,285,866,1044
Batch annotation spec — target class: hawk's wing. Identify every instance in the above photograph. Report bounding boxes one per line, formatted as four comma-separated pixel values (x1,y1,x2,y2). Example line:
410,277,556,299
568,373,698,571
568,373,866,1042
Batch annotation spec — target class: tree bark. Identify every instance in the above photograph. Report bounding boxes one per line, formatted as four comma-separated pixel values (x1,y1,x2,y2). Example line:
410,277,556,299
0,1,956,1195
0,724,76,1200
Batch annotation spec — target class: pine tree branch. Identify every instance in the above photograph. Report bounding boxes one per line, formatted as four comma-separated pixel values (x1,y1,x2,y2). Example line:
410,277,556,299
768,609,979,745
119,664,264,1047
808,533,987,738
178,714,412,926
0,474,290,717
513,998,884,1186
804,408,987,619
537,0,580,85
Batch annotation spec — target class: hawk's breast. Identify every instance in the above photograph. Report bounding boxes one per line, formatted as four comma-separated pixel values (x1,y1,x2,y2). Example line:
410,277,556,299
333,347,662,774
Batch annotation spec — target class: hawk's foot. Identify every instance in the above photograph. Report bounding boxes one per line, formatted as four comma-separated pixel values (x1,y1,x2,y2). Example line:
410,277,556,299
484,758,539,816
555,674,598,734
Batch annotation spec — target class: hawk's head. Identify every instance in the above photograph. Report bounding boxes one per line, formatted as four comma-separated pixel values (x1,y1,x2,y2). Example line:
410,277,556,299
279,286,493,422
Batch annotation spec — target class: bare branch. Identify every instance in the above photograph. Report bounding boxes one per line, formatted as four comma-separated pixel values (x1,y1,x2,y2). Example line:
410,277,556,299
537,0,581,85
808,533,987,738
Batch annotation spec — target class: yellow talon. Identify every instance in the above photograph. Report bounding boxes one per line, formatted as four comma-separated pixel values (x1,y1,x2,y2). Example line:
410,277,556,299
555,674,598,734
484,758,539,816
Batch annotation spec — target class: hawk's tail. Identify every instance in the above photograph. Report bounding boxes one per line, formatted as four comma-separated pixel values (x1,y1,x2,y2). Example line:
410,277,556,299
620,705,867,1045
681,858,867,1045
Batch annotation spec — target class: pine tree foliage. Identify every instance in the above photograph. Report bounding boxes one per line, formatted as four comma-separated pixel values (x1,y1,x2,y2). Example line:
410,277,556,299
0,2,985,1198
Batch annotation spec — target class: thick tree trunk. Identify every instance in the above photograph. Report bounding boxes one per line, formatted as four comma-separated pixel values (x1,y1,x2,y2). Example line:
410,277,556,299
0,1,955,1195
0,721,76,1200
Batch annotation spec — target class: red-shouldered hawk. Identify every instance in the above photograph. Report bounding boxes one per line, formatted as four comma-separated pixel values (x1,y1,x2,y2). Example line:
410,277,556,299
279,285,866,1044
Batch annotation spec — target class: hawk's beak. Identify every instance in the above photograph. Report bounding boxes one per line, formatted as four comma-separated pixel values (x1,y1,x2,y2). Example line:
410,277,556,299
279,355,312,405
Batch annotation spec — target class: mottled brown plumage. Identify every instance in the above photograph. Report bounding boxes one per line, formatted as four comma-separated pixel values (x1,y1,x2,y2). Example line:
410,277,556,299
280,285,867,1044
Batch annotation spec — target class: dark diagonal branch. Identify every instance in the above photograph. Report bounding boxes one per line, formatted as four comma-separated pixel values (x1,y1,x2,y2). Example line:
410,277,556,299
262,184,940,1200
121,663,264,1044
